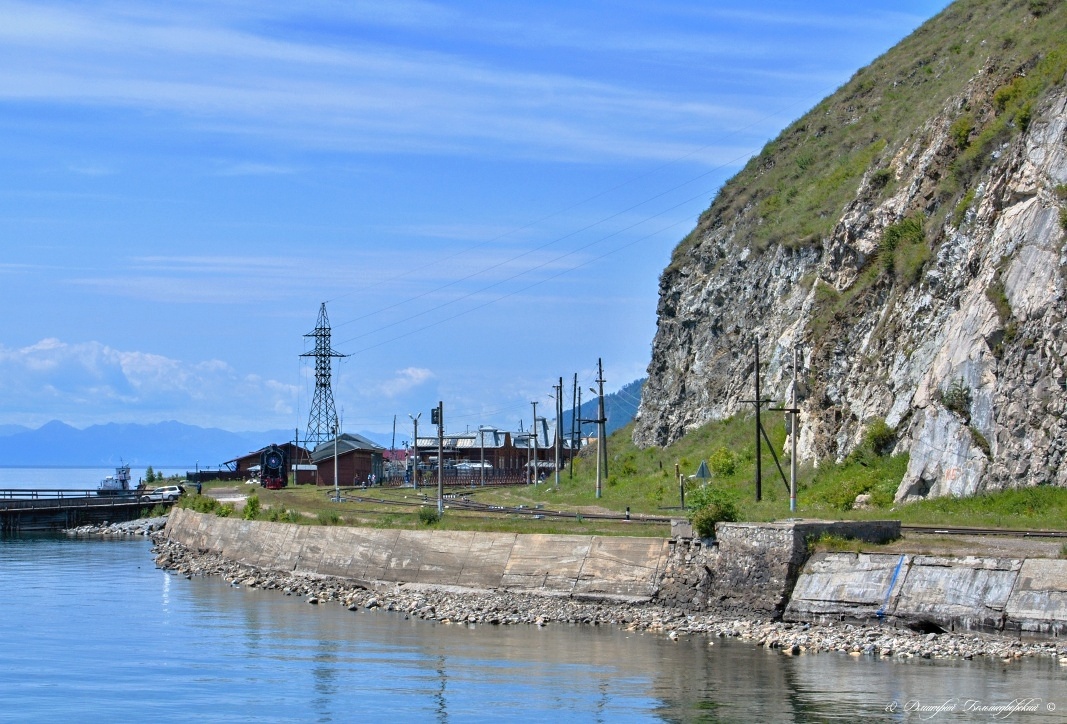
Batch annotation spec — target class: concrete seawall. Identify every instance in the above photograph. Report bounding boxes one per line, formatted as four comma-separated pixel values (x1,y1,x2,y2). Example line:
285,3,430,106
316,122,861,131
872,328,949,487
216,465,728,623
166,508,670,602
166,510,1066,640
786,552,1067,639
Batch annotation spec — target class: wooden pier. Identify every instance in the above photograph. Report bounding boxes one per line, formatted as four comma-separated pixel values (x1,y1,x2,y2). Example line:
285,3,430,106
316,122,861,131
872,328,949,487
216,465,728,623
0,490,172,534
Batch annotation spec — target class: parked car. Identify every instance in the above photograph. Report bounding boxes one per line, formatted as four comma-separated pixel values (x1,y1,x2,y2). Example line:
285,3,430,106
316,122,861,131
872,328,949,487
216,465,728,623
140,485,183,503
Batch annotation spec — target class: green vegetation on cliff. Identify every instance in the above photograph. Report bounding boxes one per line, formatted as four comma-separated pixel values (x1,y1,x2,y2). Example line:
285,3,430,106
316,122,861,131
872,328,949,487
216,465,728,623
668,0,1067,270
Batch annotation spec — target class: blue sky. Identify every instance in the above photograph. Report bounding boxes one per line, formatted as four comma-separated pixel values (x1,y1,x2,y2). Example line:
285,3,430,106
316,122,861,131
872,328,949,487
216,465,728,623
0,0,951,438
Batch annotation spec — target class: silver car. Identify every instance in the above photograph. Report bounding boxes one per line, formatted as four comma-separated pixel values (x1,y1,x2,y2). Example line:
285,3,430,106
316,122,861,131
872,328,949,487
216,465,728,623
140,485,183,503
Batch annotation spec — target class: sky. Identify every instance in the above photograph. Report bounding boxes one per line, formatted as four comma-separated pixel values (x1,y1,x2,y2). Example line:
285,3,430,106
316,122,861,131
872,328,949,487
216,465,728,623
0,0,953,439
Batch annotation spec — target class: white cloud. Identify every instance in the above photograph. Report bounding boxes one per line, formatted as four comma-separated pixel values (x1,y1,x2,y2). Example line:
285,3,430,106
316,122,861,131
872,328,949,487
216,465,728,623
0,1,769,164
376,367,434,397
0,338,298,428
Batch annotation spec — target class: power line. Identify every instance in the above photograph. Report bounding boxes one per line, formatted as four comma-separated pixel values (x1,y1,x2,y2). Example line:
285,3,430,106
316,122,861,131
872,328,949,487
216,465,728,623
322,85,834,320
324,85,840,339
343,212,695,355
336,170,724,348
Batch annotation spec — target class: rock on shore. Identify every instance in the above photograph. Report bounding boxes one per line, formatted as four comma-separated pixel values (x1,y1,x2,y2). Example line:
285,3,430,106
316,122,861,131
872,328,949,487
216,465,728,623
67,516,169,537
151,536,1067,663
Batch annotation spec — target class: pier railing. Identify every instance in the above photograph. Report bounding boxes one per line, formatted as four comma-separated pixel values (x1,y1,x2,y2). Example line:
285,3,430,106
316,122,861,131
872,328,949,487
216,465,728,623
0,489,171,533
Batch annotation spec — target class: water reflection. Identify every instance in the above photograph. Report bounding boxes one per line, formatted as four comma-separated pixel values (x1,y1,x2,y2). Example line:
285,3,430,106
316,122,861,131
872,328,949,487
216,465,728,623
4,537,1060,723
311,639,339,722
434,655,448,724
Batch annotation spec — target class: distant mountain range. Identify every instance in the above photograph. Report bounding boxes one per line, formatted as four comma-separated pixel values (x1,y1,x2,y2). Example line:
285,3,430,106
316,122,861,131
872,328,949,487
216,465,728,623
564,378,645,438
0,379,644,468
0,420,309,469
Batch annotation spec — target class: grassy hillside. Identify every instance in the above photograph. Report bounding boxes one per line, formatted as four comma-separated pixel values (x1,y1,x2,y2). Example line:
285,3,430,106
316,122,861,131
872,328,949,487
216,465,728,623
668,0,1067,269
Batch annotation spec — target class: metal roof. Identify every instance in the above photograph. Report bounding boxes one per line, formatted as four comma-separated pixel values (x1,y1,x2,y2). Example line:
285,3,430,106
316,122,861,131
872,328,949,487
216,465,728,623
310,432,385,463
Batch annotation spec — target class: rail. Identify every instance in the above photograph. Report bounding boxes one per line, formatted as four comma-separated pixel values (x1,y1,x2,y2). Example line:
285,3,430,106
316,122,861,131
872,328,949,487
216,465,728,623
326,489,673,524
901,524,1067,538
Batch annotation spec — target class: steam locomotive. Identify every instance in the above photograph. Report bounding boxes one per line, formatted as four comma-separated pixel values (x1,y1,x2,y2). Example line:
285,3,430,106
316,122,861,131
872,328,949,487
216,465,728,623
260,444,288,489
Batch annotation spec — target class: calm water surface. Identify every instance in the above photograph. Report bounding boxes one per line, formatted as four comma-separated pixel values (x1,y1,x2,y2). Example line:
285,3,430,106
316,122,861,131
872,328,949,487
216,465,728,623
0,466,194,491
1,469,1062,722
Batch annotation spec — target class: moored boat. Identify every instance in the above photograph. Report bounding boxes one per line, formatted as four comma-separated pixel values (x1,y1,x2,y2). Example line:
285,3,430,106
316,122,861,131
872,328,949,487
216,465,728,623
96,464,135,497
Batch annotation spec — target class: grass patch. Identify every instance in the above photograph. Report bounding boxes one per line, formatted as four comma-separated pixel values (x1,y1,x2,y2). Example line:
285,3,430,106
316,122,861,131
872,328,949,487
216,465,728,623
807,532,876,553
666,0,1067,273
418,505,441,526
177,493,235,518
879,214,929,284
952,188,976,227
898,486,1067,530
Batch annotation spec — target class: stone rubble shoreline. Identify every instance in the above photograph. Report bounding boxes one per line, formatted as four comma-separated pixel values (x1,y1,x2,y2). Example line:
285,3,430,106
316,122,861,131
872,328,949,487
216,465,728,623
151,535,1067,664
66,515,169,537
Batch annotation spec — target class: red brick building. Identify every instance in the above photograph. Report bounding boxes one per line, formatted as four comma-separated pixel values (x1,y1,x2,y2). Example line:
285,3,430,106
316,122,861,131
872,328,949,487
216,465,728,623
310,432,385,487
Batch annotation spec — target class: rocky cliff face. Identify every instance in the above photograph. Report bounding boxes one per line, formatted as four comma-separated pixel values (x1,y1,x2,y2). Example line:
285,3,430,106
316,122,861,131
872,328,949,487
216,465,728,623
635,6,1067,501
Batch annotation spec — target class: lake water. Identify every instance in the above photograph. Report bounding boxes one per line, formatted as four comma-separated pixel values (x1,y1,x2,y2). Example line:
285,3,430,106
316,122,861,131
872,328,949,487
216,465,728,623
0,466,188,491
2,469,1063,722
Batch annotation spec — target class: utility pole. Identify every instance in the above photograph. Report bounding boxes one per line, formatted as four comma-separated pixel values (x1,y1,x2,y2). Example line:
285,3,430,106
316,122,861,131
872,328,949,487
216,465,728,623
755,340,762,502
531,400,539,484
479,426,489,487
595,358,607,497
332,417,339,502
434,401,444,515
555,377,562,488
409,413,421,490
790,346,799,513
570,373,578,478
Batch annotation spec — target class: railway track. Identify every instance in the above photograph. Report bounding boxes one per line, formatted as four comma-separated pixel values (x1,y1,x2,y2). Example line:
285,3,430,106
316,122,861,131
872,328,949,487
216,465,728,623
331,491,674,524
326,491,1065,536
901,524,1067,538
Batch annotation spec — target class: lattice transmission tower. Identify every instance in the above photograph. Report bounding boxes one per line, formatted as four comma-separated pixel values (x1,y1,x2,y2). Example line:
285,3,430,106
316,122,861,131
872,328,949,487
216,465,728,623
301,303,347,447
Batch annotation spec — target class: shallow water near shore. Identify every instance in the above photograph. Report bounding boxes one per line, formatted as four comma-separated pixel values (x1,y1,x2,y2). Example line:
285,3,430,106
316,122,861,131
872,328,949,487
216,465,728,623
1,535,1063,722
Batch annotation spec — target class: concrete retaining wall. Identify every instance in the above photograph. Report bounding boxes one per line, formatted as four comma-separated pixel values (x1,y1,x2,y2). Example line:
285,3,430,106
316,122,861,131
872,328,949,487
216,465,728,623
786,551,1067,638
655,520,900,617
166,508,671,602
167,510,1065,640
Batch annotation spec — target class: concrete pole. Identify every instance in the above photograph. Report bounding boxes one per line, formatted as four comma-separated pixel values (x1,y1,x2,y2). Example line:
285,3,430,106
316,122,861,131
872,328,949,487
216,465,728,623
755,340,762,503
790,346,799,514
437,401,444,516
531,401,539,484
595,358,607,498
333,418,339,502
409,413,420,490
555,378,562,488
